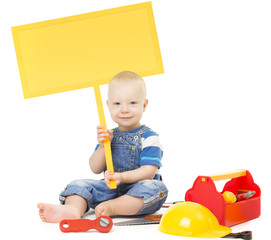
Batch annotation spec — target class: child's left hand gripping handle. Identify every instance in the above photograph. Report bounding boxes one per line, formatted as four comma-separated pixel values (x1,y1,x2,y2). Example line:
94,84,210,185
94,86,116,189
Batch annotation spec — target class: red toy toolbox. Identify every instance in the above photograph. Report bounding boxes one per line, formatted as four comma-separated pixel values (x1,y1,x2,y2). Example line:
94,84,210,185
185,170,261,227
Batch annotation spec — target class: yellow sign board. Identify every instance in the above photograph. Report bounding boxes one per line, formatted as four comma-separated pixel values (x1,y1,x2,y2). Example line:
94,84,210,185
12,2,163,98
12,2,164,188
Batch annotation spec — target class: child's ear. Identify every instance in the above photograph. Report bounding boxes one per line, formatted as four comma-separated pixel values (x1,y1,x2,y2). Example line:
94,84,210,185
143,99,149,112
106,100,109,107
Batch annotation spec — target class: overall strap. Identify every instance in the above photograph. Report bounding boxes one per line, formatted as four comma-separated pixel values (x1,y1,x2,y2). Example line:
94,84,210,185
138,125,150,136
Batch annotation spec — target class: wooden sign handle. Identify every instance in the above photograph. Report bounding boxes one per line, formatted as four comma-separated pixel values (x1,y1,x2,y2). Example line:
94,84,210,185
93,86,116,189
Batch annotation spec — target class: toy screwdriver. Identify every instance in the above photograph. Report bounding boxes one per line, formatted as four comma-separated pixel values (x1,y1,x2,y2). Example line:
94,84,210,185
236,191,255,202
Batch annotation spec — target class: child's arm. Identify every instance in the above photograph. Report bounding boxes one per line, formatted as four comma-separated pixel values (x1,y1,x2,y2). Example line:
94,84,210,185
89,145,106,174
104,165,158,187
89,125,113,174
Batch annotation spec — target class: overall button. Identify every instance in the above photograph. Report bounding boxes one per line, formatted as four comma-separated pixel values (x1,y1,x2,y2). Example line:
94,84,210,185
159,192,165,198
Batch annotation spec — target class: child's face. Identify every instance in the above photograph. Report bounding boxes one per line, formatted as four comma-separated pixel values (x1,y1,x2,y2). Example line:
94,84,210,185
107,80,148,131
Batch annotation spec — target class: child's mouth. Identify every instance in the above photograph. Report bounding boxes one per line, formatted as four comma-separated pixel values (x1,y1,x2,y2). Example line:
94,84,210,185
119,116,132,120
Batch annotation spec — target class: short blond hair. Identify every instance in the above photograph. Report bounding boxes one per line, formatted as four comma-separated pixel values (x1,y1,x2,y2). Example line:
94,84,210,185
108,71,146,97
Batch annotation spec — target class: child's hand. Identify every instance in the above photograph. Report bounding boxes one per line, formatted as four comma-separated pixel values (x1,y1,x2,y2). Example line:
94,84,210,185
97,125,113,147
104,170,123,188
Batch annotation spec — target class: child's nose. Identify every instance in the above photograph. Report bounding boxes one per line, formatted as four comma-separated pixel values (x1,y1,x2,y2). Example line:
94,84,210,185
121,104,129,113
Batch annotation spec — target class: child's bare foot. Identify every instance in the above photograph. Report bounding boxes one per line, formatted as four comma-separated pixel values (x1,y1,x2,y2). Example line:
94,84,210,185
95,201,114,217
37,203,80,223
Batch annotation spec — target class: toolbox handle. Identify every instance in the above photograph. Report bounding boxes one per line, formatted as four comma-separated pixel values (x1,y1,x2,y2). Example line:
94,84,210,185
210,169,246,181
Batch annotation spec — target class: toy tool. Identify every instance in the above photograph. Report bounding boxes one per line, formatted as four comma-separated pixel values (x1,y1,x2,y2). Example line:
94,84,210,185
223,190,256,204
185,170,261,227
60,216,113,233
161,201,183,208
11,2,164,189
222,191,237,204
114,214,162,226
236,191,255,201
223,231,252,240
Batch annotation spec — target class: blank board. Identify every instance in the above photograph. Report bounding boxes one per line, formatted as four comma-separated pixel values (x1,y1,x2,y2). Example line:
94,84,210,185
12,2,164,98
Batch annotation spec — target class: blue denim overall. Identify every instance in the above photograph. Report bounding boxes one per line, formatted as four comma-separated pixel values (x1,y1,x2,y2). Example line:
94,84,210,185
59,125,168,215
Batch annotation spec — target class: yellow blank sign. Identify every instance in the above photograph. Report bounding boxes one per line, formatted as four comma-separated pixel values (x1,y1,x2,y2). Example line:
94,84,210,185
12,2,163,98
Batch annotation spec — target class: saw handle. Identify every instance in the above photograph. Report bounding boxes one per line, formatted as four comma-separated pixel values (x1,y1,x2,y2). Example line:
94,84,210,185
144,214,162,221
60,216,113,233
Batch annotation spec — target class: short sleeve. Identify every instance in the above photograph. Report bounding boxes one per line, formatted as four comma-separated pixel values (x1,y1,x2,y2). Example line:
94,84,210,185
140,130,163,168
94,144,100,152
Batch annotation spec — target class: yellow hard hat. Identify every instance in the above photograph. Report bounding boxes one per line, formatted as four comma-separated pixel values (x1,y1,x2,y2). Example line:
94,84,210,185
158,202,232,238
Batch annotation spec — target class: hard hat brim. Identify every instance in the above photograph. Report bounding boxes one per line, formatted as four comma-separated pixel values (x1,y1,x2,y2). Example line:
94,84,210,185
198,225,232,238
158,224,231,238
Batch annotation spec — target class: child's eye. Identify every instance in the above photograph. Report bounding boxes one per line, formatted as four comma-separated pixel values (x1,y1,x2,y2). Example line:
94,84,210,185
130,101,137,105
114,102,120,105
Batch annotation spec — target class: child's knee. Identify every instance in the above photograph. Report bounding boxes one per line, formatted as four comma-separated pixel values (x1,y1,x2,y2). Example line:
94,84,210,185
128,179,168,215
140,179,168,199
59,179,97,210
59,179,119,212
69,179,91,188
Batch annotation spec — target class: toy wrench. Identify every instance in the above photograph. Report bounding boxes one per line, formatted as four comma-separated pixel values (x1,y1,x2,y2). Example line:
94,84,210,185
223,231,252,240
60,216,113,233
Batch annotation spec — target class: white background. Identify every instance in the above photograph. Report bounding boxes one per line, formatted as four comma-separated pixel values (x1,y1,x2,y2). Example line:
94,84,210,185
1,0,270,239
